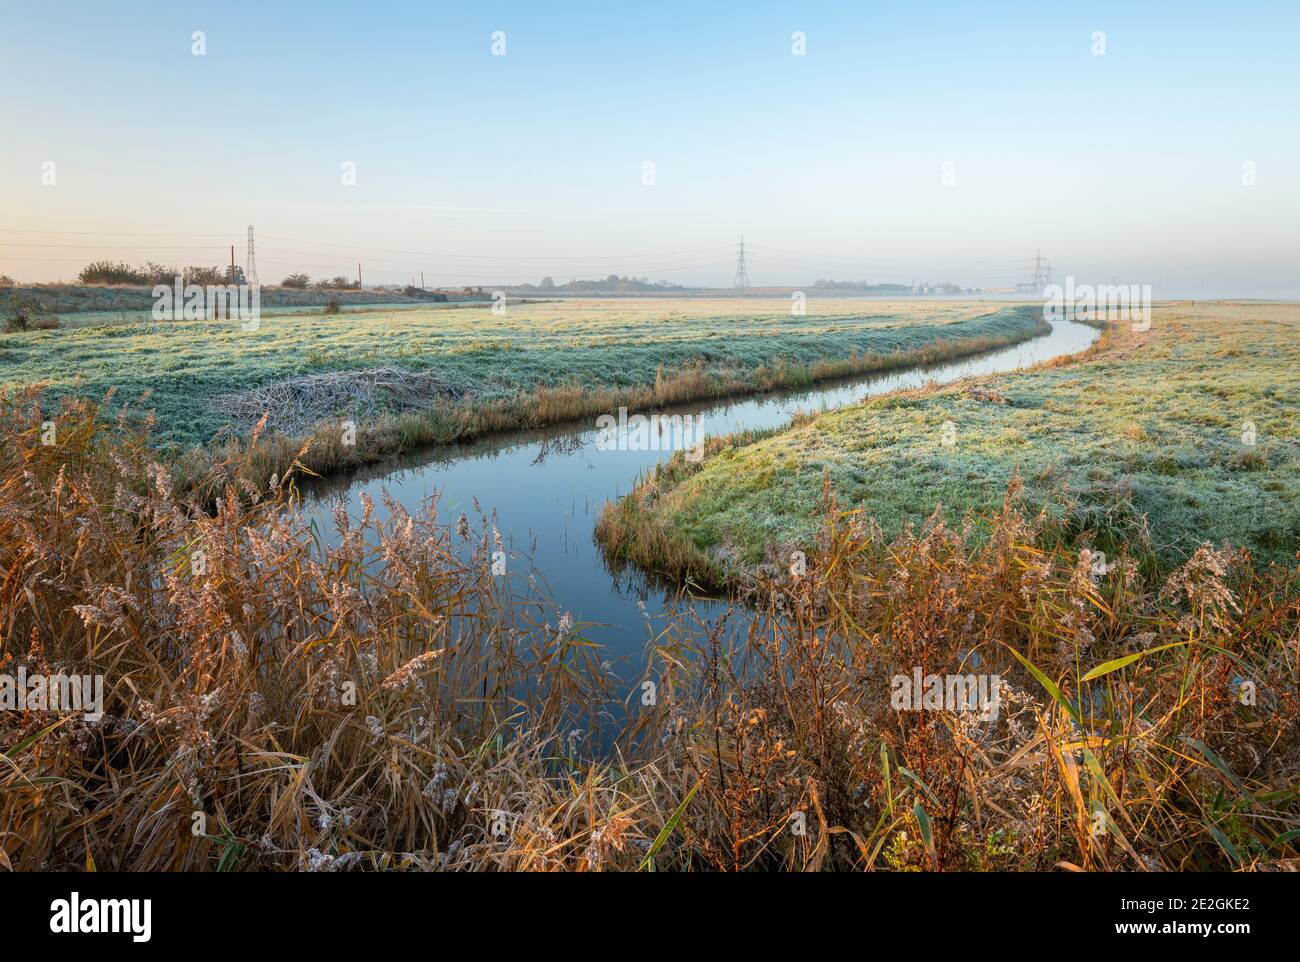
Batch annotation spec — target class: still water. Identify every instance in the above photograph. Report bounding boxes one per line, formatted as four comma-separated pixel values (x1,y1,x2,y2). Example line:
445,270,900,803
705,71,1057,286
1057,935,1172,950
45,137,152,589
303,319,1099,675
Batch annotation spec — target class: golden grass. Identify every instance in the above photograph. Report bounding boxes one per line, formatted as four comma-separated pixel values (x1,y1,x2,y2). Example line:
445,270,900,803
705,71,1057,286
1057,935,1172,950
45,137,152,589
3,387,1296,871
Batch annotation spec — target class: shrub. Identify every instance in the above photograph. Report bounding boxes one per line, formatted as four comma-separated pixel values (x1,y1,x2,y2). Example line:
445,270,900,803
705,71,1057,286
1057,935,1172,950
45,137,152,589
78,261,146,285
312,276,358,291
140,262,179,285
182,265,225,287
72,262,250,287
3,296,57,332
325,296,341,315
281,272,311,289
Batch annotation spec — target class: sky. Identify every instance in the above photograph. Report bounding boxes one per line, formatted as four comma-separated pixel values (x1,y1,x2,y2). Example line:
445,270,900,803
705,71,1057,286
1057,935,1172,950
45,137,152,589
1,0,1297,296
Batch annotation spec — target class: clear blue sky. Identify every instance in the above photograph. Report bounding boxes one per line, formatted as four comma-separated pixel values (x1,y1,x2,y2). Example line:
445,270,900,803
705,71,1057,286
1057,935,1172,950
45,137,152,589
1,0,1296,295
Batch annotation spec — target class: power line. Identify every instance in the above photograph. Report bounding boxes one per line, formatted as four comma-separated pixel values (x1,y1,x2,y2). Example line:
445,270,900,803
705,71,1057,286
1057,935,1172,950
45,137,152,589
0,228,234,237
1017,250,1057,293
250,259,737,284
246,225,257,288
257,235,736,262
0,242,235,250
0,225,736,265
0,222,1063,290
733,236,750,291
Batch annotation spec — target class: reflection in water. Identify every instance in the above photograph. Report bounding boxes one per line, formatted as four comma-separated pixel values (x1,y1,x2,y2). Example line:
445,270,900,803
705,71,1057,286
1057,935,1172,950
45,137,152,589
302,320,1099,681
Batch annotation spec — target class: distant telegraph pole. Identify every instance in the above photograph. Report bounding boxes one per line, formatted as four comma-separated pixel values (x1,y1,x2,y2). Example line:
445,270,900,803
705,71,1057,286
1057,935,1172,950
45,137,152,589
357,262,362,288
227,245,235,317
733,236,751,292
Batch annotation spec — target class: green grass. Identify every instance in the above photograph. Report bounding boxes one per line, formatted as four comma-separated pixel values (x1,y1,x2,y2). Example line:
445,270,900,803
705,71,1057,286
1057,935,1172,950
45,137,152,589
604,302,1300,572
1,297,1044,453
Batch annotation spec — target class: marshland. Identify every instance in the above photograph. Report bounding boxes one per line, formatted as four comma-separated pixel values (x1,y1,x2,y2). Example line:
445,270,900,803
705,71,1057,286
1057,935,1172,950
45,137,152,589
4,1,1298,881
2,296,1297,871
0,296,1042,455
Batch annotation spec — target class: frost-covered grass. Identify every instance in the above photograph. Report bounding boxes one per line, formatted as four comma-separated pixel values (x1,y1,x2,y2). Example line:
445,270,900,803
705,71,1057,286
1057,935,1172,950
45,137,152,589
600,302,1300,574
0,297,1042,455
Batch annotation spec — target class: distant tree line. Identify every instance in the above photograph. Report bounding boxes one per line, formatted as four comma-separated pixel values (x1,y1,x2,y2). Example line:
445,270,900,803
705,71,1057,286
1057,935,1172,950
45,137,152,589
280,273,360,290
69,263,686,295
812,279,911,292
78,261,245,286
812,279,975,294
509,274,684,293
73,262,373,291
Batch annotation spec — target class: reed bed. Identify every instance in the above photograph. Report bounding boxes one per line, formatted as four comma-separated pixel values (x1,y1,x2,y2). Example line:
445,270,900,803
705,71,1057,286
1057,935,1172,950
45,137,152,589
2,389,1296,871
639,476,1300,870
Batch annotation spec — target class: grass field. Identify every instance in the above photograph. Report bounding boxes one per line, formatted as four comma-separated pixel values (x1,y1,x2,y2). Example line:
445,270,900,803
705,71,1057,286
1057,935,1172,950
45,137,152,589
0,298,1046,469
598,303,1300,580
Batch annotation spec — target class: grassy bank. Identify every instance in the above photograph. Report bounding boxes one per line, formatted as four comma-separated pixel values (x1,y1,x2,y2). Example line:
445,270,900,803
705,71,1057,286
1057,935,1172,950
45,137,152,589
4,390,1296,870
1,297,1047,487
597,303,1300,586
0,281,466,318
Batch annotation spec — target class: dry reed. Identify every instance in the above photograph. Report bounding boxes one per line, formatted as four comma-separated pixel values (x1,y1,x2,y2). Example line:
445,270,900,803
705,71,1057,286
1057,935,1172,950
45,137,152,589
3,389,1296,871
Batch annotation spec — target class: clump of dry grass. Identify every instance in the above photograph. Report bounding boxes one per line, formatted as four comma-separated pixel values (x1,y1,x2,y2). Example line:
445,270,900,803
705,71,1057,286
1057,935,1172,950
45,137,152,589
214,366,468,437
3,389,1297,871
